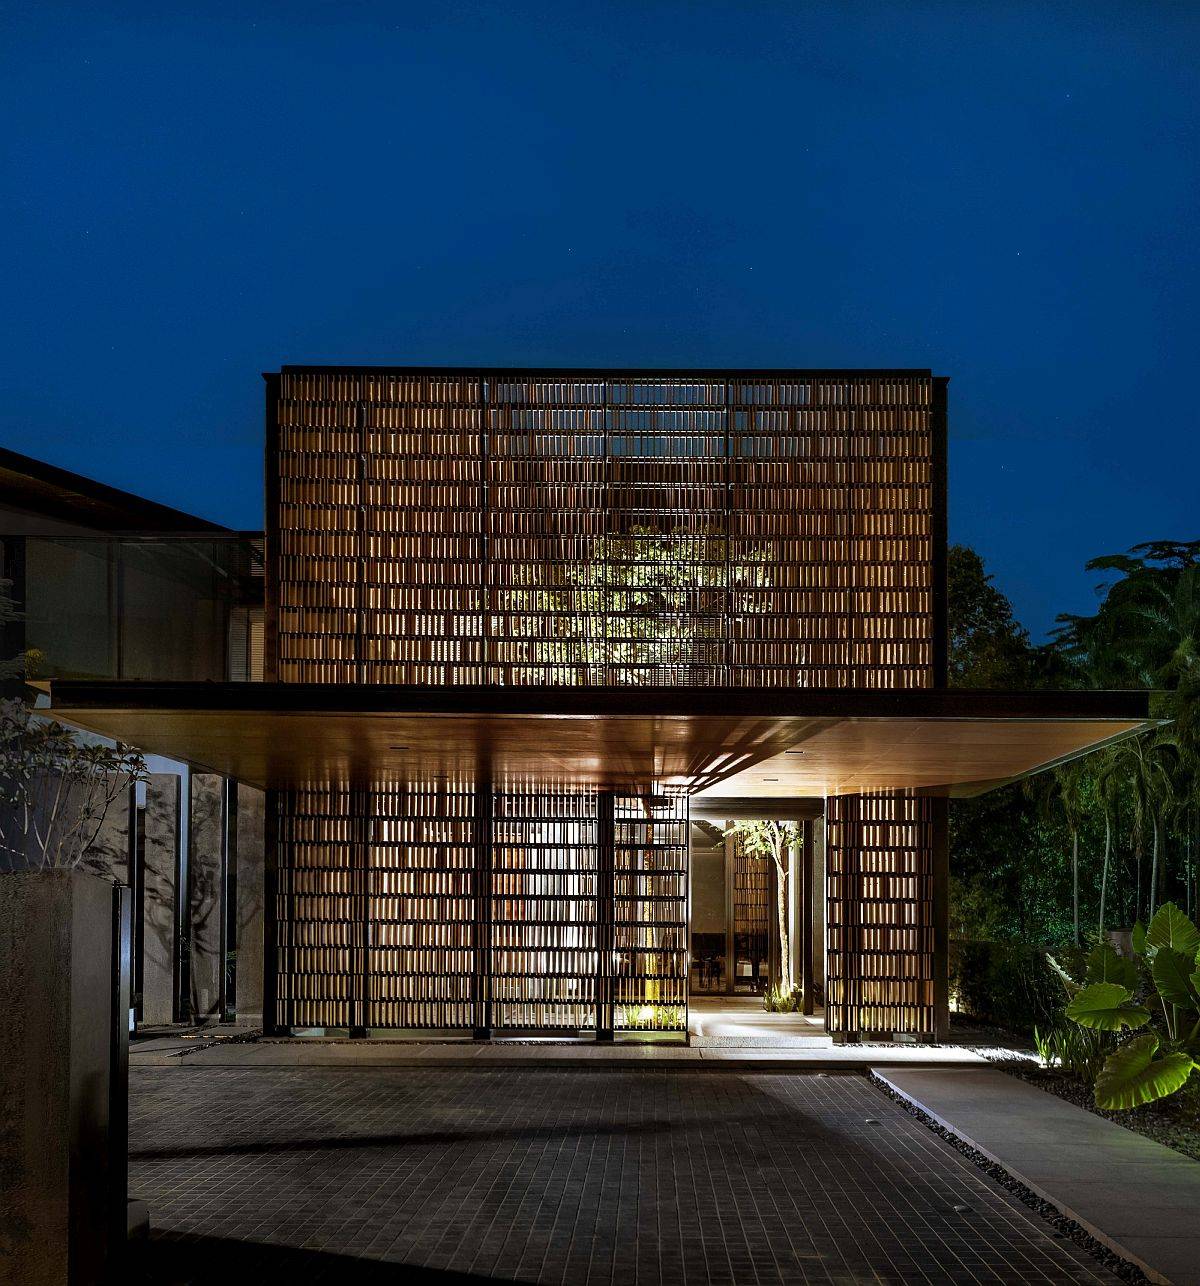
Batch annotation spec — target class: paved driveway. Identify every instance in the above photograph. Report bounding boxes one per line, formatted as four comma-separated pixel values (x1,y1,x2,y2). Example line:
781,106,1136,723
130,1067,1118,1284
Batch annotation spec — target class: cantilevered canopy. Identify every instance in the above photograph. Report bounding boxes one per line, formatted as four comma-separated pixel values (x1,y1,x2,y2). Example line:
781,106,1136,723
43,682,1156,799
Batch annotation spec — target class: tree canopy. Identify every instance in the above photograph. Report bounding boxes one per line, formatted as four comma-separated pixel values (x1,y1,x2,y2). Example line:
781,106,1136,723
949,541,1200,947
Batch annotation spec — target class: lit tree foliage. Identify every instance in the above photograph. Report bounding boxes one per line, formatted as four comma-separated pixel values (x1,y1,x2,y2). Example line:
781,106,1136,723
726,819,801,999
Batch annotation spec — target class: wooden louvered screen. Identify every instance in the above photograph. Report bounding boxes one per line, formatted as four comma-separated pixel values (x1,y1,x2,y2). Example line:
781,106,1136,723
732,830,771,992
613,796,689,1031
274,371,485,684
273,786,364,1030
368,783,476,1029
490,788,599,1030
271,371,935,688
270,784,689,1034
825,792,945,1039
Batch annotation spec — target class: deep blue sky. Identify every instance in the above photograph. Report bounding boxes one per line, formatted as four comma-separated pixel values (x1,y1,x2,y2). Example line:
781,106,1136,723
3,3,1197,638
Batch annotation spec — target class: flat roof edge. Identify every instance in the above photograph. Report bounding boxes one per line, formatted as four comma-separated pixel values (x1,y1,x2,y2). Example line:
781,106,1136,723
266,365,939,379
46,681,1154,723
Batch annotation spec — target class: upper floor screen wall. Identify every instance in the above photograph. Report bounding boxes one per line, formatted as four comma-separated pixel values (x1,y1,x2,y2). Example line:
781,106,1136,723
269,370,940,688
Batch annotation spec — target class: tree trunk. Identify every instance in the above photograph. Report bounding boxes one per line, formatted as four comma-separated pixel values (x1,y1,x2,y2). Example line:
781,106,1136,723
1099,813,1111,937
1150,818,1160,919
1135,825,1144,924
1072,828,1079,946
774,854,791,996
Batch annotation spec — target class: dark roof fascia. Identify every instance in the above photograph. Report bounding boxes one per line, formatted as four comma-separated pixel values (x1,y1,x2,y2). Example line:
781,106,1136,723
268,365,940,380
0,445,228,534
46,681,1153,723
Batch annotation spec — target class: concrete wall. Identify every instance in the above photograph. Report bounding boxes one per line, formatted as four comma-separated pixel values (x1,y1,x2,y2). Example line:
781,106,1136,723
0,871,118,1286
81,781,132,883
188,774,224,1020
235,784,265,1024
688,822,725,935
142,775,178,1025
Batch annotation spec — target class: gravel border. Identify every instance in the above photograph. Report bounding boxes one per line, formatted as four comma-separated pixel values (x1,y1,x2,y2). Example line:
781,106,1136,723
867,1071,1150,1284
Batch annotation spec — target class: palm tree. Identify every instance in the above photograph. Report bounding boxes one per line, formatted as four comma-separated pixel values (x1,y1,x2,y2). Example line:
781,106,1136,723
1095,750,1127,936
1055,549,1200,919
1104,734,1179,920
1025,759,1090,944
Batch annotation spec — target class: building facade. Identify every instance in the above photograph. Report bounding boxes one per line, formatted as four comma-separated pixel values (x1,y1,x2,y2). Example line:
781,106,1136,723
39,365,1151,1045
265,367,946,1039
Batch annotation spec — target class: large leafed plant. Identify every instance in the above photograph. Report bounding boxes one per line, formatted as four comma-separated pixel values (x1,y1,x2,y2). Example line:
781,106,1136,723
1056,902,1200,1109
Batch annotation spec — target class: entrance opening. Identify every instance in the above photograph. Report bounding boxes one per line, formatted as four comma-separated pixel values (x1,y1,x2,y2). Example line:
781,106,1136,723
688,807,825,1028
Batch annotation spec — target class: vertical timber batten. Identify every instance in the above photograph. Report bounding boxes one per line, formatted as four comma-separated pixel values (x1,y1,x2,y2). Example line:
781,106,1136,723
472,782,493,1039
596,791,615,1041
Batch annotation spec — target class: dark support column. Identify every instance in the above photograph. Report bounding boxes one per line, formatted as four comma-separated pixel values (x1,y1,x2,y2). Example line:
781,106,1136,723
932,796,950,1043
109,884,131,1253
596,791,615,1041
800,821,815,1016
767,858,779,991
262,789,282,1035
350,786,370,1038
128,785,145,1027
0,535,26,698
473,782,494,1039
173,770,191,1023
931,376,949,690
826,794,861,1045
262,373,281,683
219,778,238,1022
724,824,735,996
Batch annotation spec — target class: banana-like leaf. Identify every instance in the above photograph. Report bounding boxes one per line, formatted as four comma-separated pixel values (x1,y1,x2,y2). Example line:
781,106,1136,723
1066,982,1151,1031
1046,953,1081,995
1085,941,1138,990
1151,947,1200,1010
1131,921,1147,955
1094,1034,1195,1110
1146,903,1200,958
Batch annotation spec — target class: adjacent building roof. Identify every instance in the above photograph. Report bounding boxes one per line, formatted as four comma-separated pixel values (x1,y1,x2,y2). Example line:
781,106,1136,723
0,445,228,534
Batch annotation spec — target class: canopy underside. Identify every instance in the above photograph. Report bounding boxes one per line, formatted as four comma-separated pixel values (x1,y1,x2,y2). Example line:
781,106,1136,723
42,682,1155,799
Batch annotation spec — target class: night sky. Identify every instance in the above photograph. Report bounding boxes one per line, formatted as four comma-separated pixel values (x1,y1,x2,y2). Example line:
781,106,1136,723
4,3,1196,638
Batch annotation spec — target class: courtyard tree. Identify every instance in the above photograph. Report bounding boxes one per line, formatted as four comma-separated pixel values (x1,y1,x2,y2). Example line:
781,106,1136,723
726,819,801,1006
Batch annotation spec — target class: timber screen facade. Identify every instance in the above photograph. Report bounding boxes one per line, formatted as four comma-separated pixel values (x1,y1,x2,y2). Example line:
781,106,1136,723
265,367,948,1039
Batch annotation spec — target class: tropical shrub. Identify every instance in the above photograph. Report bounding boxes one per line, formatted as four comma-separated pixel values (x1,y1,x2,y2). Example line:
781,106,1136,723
949,939,1066,1035
763,984,803,1013
1033,1021,1115,1082
615,1004,684,1030
1059,902,1200,1109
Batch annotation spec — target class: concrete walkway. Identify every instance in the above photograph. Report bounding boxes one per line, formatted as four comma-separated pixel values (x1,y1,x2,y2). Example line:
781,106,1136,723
135,1037,1017,1070
876,1066,1200,1286
132,1002,1027,1071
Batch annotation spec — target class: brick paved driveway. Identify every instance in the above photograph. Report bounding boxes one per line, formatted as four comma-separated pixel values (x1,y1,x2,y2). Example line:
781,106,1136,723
130,1067,1118,1285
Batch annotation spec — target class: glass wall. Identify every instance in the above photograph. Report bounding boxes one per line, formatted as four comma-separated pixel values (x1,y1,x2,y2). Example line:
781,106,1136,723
21,535,263,682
